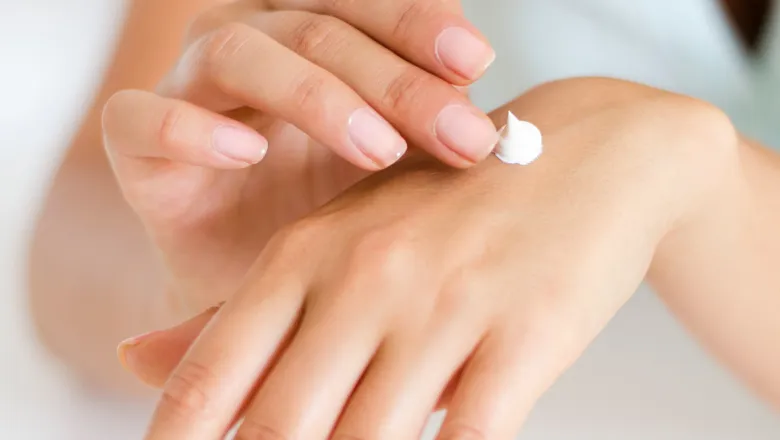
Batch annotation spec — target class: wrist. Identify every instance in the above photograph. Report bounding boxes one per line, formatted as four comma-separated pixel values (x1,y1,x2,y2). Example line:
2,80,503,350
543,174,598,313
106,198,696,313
488,78,739,237
649,133,748,286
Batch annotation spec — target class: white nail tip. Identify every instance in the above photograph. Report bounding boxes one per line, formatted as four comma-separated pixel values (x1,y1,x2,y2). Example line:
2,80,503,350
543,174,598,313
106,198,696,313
494,111,543,166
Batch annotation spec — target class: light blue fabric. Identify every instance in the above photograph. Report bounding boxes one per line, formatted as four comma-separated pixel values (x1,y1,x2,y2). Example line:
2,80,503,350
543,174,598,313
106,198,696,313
465,0,780,149
755,3,780,148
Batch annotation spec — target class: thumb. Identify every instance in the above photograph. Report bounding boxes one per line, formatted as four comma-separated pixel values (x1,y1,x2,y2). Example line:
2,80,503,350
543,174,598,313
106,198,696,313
117,306,219,388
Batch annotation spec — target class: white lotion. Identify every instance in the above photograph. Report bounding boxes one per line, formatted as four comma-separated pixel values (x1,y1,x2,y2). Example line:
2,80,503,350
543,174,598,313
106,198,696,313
494,111,543,165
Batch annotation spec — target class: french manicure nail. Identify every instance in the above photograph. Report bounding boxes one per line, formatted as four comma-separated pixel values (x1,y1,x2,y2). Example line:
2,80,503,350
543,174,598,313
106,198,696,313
348,107,408,168
435,27,496,80
435,104,499,161
212,125,268,165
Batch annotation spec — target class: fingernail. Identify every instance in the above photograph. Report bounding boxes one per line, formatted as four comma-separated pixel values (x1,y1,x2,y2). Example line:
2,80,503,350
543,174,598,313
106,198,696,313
117,330,158,371
348,108,407,168
435,104,499,162
435,27,496,80
212,125,269,165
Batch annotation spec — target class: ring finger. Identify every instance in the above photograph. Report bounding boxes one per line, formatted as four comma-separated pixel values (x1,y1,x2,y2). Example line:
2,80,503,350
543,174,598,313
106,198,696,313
268,0,494,84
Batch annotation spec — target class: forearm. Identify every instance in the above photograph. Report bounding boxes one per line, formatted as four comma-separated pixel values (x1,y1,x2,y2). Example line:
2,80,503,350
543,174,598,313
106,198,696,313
649,137,780,408
28,0,221,394
28,150,185,395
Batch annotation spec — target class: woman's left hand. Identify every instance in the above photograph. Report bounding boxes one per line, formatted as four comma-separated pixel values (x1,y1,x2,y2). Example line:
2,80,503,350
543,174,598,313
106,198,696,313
126,78,739,440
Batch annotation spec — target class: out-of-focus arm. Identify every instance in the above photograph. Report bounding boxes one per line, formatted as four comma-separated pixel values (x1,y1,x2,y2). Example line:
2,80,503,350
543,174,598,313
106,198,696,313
28,0,222,395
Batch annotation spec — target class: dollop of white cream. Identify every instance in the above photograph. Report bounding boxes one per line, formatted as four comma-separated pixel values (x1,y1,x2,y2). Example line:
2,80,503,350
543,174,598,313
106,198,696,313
494,111,543,165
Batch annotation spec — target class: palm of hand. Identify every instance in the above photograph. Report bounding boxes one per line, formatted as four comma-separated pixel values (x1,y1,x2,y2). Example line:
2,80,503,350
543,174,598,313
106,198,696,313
148,117,368,312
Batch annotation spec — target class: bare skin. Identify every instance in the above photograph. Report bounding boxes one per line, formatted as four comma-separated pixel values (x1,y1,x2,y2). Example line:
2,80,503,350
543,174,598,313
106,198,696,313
116,74,780,439
29,0,221,395
29,0,780,437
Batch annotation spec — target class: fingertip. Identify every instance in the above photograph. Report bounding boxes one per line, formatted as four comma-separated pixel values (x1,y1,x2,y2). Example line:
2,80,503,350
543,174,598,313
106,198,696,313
116,306,220,388
211,125,269,167
117,335,142,372
434,104,499,165
347,107,408,170
104,90,270,171
118,331,169,388
434,26,496,82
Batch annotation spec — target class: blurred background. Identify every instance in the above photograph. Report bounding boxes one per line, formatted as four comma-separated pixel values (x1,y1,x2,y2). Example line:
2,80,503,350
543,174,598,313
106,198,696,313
0,0,778,438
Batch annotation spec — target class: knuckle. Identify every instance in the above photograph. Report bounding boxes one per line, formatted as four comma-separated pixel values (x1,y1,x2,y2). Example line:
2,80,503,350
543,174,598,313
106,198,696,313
381,68,437,113
288,13,349,58
159,359,221,419
531,270,574,312
156,102,187,149
317,0,357,13
288,71,330,113
515,273,578,335
235,419,288,440
349,227,418,282
200,22,255,89
436,269,485,318
391,1,428,42
268,220,323,260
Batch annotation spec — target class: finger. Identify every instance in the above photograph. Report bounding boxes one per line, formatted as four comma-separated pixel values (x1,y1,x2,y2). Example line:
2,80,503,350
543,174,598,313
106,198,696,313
117,306,219,388
437,324,576,440
103,89,268,169
436,372,461,410
144,258,306,440
234,285,387,440
271,0,495,84
254,11,498,166
330,312,485,440
162,22,407,170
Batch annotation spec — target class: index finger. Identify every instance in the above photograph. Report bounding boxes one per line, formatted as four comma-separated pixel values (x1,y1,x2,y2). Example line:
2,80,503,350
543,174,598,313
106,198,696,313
270,0,495,84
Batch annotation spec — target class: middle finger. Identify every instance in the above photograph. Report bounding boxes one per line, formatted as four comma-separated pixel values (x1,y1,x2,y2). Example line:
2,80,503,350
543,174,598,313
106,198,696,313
269,0,495,84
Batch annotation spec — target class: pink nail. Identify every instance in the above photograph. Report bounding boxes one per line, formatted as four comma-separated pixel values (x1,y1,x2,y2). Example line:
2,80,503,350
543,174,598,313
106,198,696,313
435,104,499,161
348,108,407,168
435,27,496,80
212,125,268,165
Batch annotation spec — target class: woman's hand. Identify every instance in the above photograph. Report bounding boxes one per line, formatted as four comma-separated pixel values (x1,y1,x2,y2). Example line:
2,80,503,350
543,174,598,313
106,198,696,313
102,0,498,315
126,78,740,439
108,0,498,170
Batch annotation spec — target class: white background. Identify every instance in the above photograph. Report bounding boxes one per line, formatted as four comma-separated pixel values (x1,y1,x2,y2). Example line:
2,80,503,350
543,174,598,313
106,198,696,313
0,0,778,438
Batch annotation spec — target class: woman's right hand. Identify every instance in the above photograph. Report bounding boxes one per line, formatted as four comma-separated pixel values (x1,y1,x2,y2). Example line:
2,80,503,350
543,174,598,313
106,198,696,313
102,0,498,315
115,0,498,170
